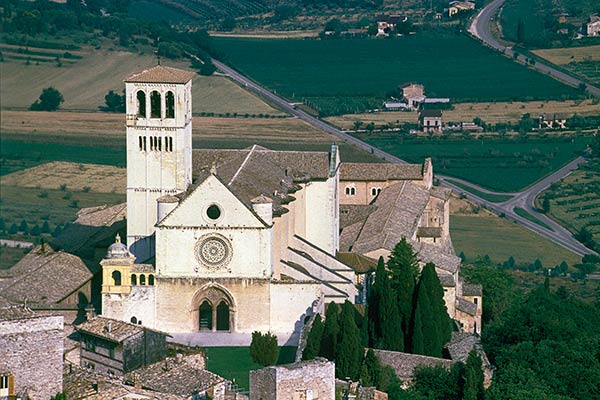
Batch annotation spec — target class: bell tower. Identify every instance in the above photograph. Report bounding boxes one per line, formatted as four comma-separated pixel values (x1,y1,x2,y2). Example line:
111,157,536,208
124,66,194,261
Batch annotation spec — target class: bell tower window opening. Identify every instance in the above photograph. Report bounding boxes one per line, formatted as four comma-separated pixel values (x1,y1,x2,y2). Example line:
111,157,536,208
138,136,143,151
131,274,137,285
150,91,161,118
136,91,146,118
112,270,121,286
140,274,146,285
169,137,173,152
148,274,155,285
158,137,162,151
143,136,147,151
130,316,137,324
166,91,175,119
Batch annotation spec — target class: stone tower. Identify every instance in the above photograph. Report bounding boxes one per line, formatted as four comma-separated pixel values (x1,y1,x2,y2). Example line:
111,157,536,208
124,66,195,261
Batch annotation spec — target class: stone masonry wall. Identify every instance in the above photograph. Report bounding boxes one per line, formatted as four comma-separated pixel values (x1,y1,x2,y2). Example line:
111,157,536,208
0,315,64,400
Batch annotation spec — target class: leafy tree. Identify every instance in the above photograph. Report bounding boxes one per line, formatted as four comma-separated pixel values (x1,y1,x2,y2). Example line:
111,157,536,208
463,350,484,400
221,17,236,31
575,262,596,278
575,227,596,249
19,219,29,234
336,301,363,380
8,223,18,234
462,265,516,323
533,258,543,271
102,89,125,113
30,87,64,111
249,331,278,367
319,302,340,361
413,364,461,400
52,224,63,238
302,314,324,360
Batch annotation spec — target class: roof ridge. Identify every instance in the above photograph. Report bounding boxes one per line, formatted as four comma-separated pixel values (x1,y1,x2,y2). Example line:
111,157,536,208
228,144,257,186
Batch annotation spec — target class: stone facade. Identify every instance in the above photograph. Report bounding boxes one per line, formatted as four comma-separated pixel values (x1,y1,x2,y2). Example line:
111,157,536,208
249,358,335,400
0,307,64,400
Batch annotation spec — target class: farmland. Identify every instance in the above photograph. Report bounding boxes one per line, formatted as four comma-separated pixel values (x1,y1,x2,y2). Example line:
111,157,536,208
541,159,600,243
0,45,283,115
352,133,592,191
325,99,600,128
533,46,600,87
213,33,580,116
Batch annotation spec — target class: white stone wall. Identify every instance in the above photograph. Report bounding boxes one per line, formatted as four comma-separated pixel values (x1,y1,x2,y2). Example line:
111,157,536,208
305,177,339,255
269,282,322,336
102,286,156,328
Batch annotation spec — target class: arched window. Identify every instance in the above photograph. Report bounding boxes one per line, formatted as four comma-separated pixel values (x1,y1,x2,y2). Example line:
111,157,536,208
148,274,154,285
168,137,173,152
139,274,146,285
136,91,146,118
150,91,161,118
199,301,212,331
371,187,382,196
130,316,137,324
131,274,137,285
350,187,356,196
112,270,121,286
216,301,230,331
166,91,175,119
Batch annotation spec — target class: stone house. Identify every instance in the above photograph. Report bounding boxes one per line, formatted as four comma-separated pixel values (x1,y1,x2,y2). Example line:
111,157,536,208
249,358,335,400
0,245,94,325
400,83,425,110
419,109,443,133
538,113,567,129
0,306,64,400
584,15,600,36
448,1,475,17
76,316,169,376
376,15,407,36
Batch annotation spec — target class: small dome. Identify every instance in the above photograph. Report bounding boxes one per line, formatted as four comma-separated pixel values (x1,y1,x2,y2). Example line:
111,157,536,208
106,234,132,259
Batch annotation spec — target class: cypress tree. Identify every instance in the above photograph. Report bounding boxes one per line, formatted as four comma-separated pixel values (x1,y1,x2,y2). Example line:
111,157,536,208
412,269,441,357
411,298,425,355
319,302,340,361
302,313,324,361
387,238,418,343
463,350,485,400
367,257,386,346
359,365,372,386
378,267,403,351
364,348,382,388
421,262,453,348
336,301,363,380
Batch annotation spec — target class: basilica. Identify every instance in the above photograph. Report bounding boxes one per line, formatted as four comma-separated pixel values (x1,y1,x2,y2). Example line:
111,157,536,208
100,65,481,344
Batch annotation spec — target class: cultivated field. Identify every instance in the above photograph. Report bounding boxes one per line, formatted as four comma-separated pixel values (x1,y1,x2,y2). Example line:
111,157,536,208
326,99,600,128
533,46,600,86
0,46,283,115
541,159,600,243
353,133,592,191
213,33,579,116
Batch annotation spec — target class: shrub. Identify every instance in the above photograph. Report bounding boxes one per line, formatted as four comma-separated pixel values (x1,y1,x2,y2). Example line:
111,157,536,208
249,331,278,367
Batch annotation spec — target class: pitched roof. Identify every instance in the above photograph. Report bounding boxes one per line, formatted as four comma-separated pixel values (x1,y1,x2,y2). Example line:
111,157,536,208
430,186,452,200
125,354,226,395
0,246,93,304
340,162,423,181
456,298,477,316
125,65,195,84
76,316,168,343
417,227,442,238
462,283,483,296
340,204,378,229
336,252,378,274
420,109,443,118
350,181,430,254
438,273,455,287
412,241,461,274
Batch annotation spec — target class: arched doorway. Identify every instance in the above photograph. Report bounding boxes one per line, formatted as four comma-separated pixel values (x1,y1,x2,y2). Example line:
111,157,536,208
199,301,213,331
192,285,235,333
216,301,230,331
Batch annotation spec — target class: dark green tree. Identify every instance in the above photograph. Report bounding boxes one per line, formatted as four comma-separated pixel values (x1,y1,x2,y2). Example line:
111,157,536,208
336,301,363,380
249,331,278,367
363,348,382,388
517,19,525,43
421,262,453,352
0,218,5,232
302,314,324,360
8,223,18,235
367,257,385,346
387,238,418,344
102,89,125,112
542,197,550,213
41,220,51,234
411,296,425,355
319,302,340,361
463,350,484,400
378,267,403,351
30,224,41,236
50,393,67,400
30,87,64,111
19,219,29,234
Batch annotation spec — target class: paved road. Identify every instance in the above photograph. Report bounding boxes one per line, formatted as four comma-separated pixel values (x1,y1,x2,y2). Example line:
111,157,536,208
212,59,595,257
469,0,600,97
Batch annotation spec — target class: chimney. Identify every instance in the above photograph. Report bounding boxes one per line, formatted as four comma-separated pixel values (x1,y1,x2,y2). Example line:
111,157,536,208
176,353,184,364
85,304,96,321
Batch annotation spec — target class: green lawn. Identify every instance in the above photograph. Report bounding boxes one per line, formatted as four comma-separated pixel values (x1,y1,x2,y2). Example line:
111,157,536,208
450,214,580,266
446,179,513,202
213,33,579,116
356,135,591,191
514,207,553,230
204,346,296,391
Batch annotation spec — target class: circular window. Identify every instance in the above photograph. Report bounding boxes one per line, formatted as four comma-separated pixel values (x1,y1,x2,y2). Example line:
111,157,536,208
194,233,233,270
206,204,221,220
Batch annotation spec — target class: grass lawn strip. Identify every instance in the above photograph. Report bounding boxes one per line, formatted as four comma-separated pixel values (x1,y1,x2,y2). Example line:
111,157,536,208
445,180,513,203
513,207,553,231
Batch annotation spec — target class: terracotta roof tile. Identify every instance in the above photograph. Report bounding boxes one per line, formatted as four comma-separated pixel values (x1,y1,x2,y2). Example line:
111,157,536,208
76,316,167,343
456,298,477,316
462,283,482,296
125,65,195,84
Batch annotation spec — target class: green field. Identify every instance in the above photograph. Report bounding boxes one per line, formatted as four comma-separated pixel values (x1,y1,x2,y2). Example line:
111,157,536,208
446,180,513,202
0,246,30,270
514,207,553,230
204,346,296,391
213,33,579,115
542,159,600,243
355,135,591,191
450,215,580,266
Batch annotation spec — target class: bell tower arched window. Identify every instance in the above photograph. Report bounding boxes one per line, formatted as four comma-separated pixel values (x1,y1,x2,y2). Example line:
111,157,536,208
112,271,122,286
131,274,137,286
166,91,175,119
150,91,161,118
136,91,146,118
139,274,146,285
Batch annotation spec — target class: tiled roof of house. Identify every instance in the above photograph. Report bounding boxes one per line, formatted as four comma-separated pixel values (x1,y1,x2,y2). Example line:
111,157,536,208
420,109,443,118
131,264,156,273
339,221,364,252
125,354,226,396
0,304,36,321
373,349,454,382
76,316,167,343
412,241,461,274
0,246,93,304
462,283,483,296
340,205,378,229
438,273,455,287
125,65,195,84
350,181,430,254
340,163,423,181
456,298,477,316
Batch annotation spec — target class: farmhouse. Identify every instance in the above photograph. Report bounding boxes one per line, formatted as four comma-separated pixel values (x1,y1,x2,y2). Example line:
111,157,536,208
538,113,567,129
98,65,480,345
400,83,425,110
584,15,600,36
419,109,443,133
377,14,407,36
448,1,475,17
